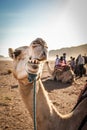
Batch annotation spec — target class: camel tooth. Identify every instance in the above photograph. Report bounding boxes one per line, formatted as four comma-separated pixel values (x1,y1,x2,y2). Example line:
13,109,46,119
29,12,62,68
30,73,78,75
34,60,37,64
37,60,40,64
31,59,35,64
32,59,35,63
35,59,39,64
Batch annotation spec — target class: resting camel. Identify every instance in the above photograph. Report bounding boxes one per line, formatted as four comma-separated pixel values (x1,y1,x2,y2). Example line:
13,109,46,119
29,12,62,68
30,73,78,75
8,38,87,130
45,61,75,83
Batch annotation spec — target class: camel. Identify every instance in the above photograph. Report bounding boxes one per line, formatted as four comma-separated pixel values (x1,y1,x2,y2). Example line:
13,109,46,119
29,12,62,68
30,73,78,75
45,61,75,83
8,38,87,130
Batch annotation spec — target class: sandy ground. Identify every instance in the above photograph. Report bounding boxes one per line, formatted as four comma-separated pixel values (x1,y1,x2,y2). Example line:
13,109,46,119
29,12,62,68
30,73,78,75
0,60,87,130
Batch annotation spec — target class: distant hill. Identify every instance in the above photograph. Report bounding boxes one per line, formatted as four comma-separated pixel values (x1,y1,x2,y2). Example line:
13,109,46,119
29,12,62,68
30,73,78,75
0,55,4,58
0,55,11,61
49,44,87,60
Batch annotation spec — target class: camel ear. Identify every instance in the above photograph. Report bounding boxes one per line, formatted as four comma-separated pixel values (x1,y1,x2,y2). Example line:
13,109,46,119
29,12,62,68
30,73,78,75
8,48,21,59
14,50,21,57
8,48,14,59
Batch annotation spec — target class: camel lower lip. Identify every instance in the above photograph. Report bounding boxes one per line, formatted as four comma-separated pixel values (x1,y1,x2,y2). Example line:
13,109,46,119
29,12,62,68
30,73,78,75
26,62,39,74
27,62,39,69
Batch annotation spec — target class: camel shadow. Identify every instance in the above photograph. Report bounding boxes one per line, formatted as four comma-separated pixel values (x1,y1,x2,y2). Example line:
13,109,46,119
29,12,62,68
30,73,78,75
42,77,72,92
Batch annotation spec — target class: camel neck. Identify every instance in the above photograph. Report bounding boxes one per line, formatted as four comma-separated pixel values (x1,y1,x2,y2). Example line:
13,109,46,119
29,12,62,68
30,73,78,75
19,78,61,130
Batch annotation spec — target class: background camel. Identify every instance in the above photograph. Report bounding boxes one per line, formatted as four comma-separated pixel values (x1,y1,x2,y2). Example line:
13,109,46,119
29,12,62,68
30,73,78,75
45,61,74,83
8,38,87,130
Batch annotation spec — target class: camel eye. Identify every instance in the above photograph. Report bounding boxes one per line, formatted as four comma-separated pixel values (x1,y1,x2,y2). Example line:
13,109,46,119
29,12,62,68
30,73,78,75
33,42,38,45
33,42,36,45
32,42,39,48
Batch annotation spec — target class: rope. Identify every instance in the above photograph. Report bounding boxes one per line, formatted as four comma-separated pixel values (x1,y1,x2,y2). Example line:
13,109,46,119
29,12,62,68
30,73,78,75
28,73,37,130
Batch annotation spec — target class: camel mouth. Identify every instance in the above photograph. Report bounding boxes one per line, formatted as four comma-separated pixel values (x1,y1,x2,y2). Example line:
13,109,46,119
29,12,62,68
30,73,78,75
26,59,40,74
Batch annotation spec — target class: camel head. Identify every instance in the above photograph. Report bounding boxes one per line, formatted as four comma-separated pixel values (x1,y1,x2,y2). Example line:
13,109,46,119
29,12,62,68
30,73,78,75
8,38,48,80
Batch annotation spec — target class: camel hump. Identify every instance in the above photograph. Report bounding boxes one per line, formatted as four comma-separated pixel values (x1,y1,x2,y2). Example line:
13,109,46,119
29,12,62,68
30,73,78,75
72,82,87,110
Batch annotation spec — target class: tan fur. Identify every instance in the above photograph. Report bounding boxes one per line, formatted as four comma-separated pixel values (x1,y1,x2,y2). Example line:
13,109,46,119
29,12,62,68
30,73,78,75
9,38,87,130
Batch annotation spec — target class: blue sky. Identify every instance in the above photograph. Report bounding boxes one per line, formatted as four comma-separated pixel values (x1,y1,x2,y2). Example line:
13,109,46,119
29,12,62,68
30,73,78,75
0,0,87,56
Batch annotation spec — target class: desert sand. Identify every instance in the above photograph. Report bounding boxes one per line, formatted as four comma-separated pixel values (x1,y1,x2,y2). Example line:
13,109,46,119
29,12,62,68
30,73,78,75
0,60,87,130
